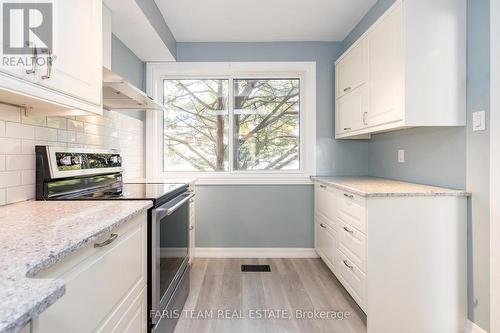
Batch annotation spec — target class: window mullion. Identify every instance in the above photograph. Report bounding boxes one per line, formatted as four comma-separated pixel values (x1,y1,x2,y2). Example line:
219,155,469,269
228,77,235,173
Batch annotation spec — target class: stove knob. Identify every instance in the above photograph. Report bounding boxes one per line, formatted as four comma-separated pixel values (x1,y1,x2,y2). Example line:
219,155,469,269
59,156,71,166
71,155,82,165
109,156,119,164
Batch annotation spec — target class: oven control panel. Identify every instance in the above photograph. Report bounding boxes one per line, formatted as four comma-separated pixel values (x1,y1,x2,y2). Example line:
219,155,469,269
55,152,122,171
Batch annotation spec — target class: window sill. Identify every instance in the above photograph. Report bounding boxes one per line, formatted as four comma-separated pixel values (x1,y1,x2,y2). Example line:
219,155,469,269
154,175,314,185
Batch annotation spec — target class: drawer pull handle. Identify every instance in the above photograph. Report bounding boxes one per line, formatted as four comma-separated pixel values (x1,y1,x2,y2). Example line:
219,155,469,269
320,223,327,229
343,260,354,270
319,184,327,189
343,226,354,234
343,193,354,199
343,127,351,131
343,87,352,92
94,233,118,248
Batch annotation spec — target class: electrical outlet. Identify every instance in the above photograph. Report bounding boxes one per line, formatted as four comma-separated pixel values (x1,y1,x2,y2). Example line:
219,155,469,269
398,149,405,163
472,111,486,131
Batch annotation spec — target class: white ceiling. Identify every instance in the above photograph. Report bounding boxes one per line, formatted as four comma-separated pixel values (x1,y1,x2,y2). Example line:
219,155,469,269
154,0,377,42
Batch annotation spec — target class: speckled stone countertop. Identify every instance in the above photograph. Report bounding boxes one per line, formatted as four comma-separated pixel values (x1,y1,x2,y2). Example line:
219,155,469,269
0,200,152,333
311,176,470,197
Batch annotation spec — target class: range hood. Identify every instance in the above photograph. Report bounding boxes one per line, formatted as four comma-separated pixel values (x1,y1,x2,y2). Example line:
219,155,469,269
102,67,164,111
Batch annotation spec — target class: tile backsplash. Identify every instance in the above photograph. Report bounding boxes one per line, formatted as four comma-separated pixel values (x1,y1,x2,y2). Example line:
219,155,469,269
0,104,144,205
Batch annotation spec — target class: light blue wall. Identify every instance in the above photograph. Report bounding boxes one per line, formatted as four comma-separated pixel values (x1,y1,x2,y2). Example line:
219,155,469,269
135,0,177,59
177,42,369,249
111,34,146,92
111,34,146,121
344,0,489,328
195,185,313,247
466,0,490,328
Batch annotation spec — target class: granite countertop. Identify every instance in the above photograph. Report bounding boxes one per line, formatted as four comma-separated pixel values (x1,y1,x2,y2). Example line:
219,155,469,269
0,200,153,333
311,176,470,197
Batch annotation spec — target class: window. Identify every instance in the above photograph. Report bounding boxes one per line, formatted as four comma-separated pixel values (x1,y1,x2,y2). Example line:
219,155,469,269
163,78,300,172
147,62,316,184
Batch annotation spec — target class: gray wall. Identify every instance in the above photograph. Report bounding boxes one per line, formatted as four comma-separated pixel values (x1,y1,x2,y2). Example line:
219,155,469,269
112,34,146,92
345,0,489,328
466,0,490,328
111,34,146,122
177,42,369,249
195,185,313,247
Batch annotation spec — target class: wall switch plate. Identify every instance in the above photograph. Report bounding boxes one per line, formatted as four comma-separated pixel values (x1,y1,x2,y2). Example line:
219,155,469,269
398,149,405,163
472,110,486,131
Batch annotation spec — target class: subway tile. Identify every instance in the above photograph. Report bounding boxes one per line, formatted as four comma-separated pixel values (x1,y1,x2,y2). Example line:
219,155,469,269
6,185,35,204
6,155,35,170
67,119,84,132
0,120,5,136
0,171,22,188
35,127,58,141
22,115,46,126
0,155,5,171
21,140,46,154
21,170,35,185
0,189,5,205
47,117,67,129
0,138,22,154
0,104,21,122
58,130,76,143
5,122,35,139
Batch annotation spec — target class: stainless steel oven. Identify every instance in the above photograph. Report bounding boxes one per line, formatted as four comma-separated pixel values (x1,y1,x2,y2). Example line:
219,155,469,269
150,190,194,332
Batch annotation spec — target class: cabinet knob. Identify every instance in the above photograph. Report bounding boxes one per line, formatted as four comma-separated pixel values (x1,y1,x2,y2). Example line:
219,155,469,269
189,226,194,231
320,223,327,229
343,127,351,131
343,87,352,92
343,193,354,199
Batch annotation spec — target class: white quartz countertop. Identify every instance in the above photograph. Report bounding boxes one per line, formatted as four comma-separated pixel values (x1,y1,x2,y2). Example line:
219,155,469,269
311,176,470,197
0,200,153,333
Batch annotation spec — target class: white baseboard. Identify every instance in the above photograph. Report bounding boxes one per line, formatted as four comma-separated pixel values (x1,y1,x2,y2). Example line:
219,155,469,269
194,247,319,258
465,320,488,333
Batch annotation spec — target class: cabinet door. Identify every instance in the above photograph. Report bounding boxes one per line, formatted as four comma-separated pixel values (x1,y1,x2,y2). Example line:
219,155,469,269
368,2,404,127
0,1,44,81
315,219,336,271
336,38,369,99
336,84,369,135
36,0,102,106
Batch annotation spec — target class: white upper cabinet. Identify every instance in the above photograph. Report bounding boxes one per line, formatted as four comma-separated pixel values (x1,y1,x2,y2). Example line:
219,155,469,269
0,0,102,115
335,0,466,139
335,38,368,99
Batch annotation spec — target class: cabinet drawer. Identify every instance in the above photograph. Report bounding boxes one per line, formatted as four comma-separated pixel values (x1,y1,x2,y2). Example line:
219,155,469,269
315,219,337,272
337,191,366,233
315,183,338,221
337,218,366,272
336,249,366,311
34,213,147,333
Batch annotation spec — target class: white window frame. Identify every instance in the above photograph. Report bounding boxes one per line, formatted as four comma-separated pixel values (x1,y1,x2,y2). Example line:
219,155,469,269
145,62,316,185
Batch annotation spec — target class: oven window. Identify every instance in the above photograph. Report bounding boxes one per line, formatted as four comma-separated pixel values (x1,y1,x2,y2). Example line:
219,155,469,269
158,201,189,299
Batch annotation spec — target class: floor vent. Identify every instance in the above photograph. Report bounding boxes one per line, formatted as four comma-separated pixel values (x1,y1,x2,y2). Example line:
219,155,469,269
241,264,271,272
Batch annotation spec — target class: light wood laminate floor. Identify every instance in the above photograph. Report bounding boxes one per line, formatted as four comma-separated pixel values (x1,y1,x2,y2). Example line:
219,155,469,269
174,258,367,333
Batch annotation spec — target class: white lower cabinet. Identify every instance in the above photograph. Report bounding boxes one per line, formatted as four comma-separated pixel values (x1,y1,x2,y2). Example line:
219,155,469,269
314,181,467,333
32,211,147,333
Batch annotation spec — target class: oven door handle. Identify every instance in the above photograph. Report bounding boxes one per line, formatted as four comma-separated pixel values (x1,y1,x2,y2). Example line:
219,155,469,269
156,192,195,219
